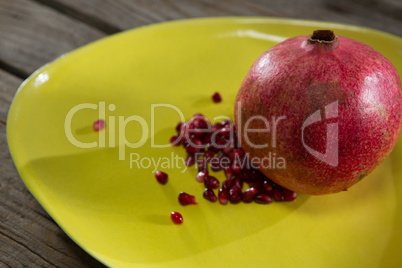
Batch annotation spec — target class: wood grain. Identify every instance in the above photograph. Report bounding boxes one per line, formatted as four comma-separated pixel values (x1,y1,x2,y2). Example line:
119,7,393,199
0,70,21,123
0,0,105,77
32,0,402,36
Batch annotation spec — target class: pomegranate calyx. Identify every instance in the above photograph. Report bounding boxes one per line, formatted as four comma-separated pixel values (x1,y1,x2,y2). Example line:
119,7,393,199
308,30,337,43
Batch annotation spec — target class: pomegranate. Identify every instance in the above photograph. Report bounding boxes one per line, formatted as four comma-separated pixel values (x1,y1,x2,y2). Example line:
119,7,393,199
235,30,402,195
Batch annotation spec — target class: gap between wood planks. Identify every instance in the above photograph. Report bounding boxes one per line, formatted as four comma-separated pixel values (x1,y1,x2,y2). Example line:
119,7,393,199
31,0,122,35
0,0,122,80
0,59,29,80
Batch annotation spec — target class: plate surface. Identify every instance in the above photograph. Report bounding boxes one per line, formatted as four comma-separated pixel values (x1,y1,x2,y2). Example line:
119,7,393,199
7,17,402,267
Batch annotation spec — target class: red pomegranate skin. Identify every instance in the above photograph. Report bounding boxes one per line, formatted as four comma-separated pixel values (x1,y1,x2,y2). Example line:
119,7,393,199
235,31,402,195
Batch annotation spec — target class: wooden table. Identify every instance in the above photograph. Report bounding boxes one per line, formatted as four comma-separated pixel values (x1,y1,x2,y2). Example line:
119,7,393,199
0,0,401,267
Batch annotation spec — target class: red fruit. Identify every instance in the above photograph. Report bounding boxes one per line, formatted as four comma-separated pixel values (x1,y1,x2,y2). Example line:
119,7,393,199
155,171,168,185
175,122,183,133
254,193,272,204
232,177,243,190
178,192,198,206
212,123,224,132
210,157,222,172
263,180,273,192
196,170,208,183
171,212,183,224
222,179,233,190
231,148,244,160
224,167,234,180
204,176,220,189
170,134,183,146
235,30,402,195
204,150,215,161
203,188,217,202
242,187,257,203
273,188,284,202
93,119,105,131
231,164,242,175
185,154,195,167
212,92,222,103
229,186,243,204
197,158,207,172
282,189,298,201
218,188,229,205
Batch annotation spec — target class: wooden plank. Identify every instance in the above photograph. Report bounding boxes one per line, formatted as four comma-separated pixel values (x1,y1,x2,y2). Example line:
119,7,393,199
0,70,22,123
0,122,106,267
33,0,402,36
0,0,105,77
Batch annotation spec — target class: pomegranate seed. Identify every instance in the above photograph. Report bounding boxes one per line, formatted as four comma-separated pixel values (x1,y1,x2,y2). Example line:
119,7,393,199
248,180,263,192
193,117,208,129
231,148,244,159
178,192,198,205
240,171,252,182
222,179,233,190
229,186,243,204
219,128,231,137
155,171,168,185
204,150,215,161
254,193,272,204
273,187,284,201
231,164,242,174
218,188,229,205
202,135,211,144
207,144,220,153
232,177,243,190
186,140,203,153
176,122,183,133
222,145,234,155
243,187,257,203
170,134,183,146
219,154,231,170
197,158,207,172
212,92,222,103
263,180,273,192
210,157,222,172
221,119,232,126
204,176,220,189
185,154,195,167
282,189,297,201
212,123,224,132
196,170,208,183
203,188,217,202
170,212,183,224
93,119,105,131
224,167,234,180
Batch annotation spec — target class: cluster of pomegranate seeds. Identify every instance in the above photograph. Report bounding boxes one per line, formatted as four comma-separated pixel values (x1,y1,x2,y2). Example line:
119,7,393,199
212,92,222,103
169,113,297,205
93,119,105,131
155,171,168,185
170,212,183,224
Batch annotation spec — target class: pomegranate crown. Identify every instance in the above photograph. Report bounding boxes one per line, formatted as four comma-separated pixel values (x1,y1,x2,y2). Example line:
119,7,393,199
308,30,337,44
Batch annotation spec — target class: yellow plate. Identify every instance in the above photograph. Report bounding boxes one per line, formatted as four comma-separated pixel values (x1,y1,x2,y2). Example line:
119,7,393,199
7,17,402,267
